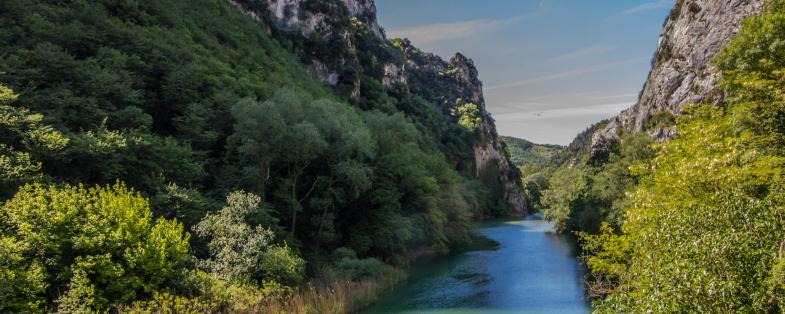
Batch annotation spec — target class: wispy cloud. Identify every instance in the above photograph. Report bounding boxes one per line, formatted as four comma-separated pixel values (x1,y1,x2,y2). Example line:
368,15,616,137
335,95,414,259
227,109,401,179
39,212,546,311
388,13,540,45
617,0,674,16
546,45,616,63
485,57,648,90
494,102,632,122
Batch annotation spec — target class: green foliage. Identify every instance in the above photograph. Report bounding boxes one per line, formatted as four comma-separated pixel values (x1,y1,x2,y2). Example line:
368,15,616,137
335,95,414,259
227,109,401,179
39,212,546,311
0,182,190,312
576,222,630,299
0,0,517,309
194,191,304,286
151,183,217,232
0,85,69,198
541,167,590,233
542,133,654,233
331,247,385,280
122,292,216,314
451,101,482,132
65,126,204,194
589,3,785,311
502,136,563,211
501,136,563,167
595,104,785,313
0,235,47,313
259,244,306,287
643,111,676,130
521,170,548,210
0,0,327,197
549,120,610,167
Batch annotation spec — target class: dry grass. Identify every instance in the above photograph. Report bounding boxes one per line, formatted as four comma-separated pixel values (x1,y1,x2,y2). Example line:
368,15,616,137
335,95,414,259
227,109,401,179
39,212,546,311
120,266,406,314
257,266,406,313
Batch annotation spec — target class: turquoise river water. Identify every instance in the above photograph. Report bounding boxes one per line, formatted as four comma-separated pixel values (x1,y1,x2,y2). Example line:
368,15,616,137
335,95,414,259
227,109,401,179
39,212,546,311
364,214,591,314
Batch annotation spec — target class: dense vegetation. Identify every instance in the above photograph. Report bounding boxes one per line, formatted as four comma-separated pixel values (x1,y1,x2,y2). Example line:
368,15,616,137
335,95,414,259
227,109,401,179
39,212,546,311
500,136,563,211
0,0,505,312
543,1,785,312
501,136,562,168
515,121,618,213
541,132,654,233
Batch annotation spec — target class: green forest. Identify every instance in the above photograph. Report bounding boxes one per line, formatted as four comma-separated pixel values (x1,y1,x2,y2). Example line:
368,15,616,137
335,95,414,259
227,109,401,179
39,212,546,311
533,1,785,312
4,0,785,312
0,0,514,312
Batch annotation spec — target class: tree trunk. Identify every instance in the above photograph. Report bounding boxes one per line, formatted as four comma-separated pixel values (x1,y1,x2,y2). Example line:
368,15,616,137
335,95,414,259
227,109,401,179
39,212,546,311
259,159,270,199
314,174,334,249
315,206,329,249
290,171,299,235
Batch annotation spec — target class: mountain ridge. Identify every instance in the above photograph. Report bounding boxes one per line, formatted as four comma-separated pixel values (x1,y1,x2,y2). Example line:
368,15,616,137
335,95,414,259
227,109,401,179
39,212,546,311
232,0,528,213
500,136,563,168
590,0,765,158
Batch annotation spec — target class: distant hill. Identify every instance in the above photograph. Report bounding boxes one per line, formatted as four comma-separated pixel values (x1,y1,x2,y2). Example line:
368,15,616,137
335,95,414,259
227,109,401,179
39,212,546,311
501,136,564,167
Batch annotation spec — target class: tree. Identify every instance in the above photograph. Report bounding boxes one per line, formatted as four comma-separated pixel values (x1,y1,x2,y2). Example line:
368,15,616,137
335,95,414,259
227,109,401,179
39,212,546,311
0,84,69,199
451,101,482,132
591,3,785,310
228,89,376,238
194,191,304,286
541,167,589,233
0,182,190,312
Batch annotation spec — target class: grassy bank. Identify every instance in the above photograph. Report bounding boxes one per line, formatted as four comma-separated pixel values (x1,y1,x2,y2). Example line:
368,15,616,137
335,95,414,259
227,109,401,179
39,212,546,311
120,266,406,314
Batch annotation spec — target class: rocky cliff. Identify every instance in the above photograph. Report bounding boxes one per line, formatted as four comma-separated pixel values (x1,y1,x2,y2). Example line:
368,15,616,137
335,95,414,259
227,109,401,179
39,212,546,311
397,40,528,213
230,0,528,213
590,0,765,158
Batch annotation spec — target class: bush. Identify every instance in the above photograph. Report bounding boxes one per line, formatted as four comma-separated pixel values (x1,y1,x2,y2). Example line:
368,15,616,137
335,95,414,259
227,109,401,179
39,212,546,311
0,182,190,312
327,247,383,280
195,191,305,286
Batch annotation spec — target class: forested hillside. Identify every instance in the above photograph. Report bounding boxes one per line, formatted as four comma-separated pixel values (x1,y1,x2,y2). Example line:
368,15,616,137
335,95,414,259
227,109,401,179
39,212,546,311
0,0,524,312
538,0,785,312
500,136,562,168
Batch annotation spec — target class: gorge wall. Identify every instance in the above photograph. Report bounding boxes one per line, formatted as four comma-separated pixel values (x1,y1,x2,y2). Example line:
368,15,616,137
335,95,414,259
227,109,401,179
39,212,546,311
590,0,765,157
231,0,528,213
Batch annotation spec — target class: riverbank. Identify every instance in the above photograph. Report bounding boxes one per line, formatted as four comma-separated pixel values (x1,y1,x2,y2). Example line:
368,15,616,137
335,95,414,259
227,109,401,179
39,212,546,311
364,216,591,313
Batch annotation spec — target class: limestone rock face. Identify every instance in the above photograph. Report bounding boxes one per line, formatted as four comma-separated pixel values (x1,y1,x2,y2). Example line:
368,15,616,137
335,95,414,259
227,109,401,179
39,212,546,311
590,0,765,158
449,54,527,213
229,0,528,214
341,0,384,39
259,0,383,39
231,0,385,89
397,41,528,213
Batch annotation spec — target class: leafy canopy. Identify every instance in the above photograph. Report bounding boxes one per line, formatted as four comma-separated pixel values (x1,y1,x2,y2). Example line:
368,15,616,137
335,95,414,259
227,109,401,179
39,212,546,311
586,2,785,312
0,182,190,312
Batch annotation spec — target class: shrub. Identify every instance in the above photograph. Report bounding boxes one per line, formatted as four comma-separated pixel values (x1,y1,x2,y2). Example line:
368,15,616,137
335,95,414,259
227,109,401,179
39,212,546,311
0,182,190,312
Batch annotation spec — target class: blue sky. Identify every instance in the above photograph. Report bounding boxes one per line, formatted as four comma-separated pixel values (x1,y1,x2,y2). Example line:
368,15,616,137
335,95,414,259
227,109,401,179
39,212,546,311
375,0,675,145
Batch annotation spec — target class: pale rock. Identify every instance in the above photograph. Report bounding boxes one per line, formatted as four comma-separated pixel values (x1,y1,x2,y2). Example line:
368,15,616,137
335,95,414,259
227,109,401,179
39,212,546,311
590,0,765,159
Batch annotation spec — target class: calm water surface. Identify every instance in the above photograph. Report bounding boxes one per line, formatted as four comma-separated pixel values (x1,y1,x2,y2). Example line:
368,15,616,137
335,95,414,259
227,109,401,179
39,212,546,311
365,214,591,314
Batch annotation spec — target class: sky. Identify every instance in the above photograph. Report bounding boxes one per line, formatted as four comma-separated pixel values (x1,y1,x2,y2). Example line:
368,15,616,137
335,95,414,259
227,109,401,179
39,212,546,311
375,0,675,145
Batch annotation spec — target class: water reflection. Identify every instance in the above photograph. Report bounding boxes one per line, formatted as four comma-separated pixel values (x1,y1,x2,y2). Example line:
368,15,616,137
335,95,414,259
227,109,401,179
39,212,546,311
365,214,590,314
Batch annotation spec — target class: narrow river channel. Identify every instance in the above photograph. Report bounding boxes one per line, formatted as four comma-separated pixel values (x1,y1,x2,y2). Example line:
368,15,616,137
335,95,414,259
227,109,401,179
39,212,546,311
365,214,591,314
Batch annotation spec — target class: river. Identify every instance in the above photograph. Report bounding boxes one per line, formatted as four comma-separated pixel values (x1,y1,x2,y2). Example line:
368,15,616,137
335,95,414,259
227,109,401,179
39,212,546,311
364,214,591,314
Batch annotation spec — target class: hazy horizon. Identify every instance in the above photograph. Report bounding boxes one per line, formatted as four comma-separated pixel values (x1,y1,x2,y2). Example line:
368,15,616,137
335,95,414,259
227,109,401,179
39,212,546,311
376,0,675,145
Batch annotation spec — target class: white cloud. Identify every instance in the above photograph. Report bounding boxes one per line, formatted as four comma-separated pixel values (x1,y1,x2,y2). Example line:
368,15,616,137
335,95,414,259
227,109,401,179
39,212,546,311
617,0,674,16
489,91,638,112
485,57,648,90
387,13,539,45
546,45,617,63
494,102,631,123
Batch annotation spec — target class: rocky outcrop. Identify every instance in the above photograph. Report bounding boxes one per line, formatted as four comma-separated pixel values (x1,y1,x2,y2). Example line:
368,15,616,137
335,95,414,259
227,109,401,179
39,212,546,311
231,0,385,88
449,54,527,213
397,41,528,213
341,0,384,39
257,0,383,39
590,0,765,158
230,0,528,214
